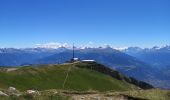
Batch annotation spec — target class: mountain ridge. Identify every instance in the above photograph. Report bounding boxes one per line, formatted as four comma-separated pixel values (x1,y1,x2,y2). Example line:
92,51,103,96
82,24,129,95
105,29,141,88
0,47,169,89
0,61,153,91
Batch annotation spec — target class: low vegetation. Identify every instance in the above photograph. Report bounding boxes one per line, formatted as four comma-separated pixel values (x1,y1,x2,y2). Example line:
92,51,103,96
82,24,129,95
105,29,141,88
0,89,169,100
0,62,135,92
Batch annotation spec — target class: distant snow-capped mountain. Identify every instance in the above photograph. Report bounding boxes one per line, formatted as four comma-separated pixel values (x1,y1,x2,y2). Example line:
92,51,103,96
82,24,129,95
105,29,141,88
117,45,170,89
122,45,170,52
0,47,69,66
35,42,70,49
123,45,170,68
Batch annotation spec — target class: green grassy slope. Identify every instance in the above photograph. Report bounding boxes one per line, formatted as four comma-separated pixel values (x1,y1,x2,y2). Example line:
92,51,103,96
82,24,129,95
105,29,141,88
74,62,153,89
0,62,135,92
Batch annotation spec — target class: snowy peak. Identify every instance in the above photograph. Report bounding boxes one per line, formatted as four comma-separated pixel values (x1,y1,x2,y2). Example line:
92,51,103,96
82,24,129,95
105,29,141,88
122,45,170,53
123,47,143,52
35,42,70,49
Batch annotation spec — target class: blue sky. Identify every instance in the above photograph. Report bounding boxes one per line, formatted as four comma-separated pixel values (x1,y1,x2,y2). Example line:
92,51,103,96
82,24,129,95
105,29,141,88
0,0,169,48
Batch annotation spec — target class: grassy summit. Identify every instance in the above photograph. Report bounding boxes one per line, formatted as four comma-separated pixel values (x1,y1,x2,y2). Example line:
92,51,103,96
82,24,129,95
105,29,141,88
0,62,169,100
0,62,139,92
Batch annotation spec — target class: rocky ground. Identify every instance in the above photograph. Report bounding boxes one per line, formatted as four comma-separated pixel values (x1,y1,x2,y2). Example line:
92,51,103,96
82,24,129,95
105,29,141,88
1,87,169,100
0,87,144,100
72,94,147,100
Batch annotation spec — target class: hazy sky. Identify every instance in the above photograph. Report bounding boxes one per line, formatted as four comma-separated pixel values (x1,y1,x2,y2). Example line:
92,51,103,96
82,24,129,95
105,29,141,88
0,0,169,48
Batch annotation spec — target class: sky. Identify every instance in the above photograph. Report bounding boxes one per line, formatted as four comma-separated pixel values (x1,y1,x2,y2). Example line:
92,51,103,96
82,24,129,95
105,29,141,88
0,0,170,48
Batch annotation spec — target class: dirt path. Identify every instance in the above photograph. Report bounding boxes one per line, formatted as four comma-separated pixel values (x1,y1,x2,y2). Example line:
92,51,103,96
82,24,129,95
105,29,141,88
72,94,131,100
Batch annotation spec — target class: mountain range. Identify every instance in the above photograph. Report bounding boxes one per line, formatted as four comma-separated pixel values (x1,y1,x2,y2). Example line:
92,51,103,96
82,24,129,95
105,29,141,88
123,46,170,89
0,45,170,89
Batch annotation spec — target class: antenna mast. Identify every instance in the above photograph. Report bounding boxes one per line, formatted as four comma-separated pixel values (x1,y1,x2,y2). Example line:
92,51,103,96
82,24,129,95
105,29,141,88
73,43,75,59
